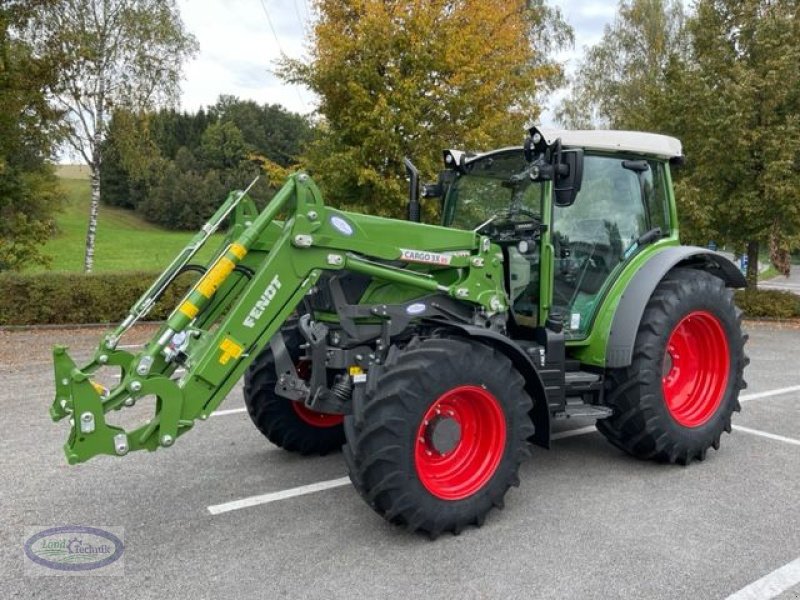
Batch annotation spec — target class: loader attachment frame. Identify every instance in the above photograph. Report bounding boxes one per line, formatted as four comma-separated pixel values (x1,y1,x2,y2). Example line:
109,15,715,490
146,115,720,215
51,173,507,464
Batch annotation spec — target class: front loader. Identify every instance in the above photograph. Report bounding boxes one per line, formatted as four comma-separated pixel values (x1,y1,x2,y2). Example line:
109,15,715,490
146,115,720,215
51,127,748,537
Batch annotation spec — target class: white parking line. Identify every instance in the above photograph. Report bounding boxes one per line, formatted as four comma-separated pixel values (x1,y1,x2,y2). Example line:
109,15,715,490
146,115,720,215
724,557,800,600
732,425,800,447
211,407,247,417
207,477,351,515
739,385,800,403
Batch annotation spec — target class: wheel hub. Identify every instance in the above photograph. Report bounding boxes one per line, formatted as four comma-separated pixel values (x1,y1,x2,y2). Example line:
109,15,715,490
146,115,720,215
422,415,462,456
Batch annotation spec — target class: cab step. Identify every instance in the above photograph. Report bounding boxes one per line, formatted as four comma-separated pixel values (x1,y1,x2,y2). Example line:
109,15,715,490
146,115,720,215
552,401,614,420
550,370,611,419
565,370,601,388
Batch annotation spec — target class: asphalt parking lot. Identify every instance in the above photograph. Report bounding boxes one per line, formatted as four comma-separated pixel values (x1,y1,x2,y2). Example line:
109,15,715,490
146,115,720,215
1,322,798,599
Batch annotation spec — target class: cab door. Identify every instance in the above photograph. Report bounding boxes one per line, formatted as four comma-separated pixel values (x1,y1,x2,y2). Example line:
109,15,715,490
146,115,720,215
549,154,670,337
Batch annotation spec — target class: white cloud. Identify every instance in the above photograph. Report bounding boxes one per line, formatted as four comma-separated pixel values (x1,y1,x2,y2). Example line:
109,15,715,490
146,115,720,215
178,0,315,114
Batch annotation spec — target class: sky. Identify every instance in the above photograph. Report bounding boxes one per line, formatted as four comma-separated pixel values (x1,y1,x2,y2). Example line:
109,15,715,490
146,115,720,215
176,0,618,125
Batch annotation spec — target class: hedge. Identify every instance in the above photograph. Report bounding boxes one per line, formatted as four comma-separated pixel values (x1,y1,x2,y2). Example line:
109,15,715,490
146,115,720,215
1,272,799,326
0,271,192,326
734,289,800,320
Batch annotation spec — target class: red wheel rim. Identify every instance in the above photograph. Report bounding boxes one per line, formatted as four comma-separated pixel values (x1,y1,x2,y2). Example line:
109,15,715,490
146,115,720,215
292,401,344,428
661,310,730,428
290,360,344,428
414,385,507,501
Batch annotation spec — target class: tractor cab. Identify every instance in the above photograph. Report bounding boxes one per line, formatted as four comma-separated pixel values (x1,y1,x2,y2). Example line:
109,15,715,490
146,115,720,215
437,128,681,340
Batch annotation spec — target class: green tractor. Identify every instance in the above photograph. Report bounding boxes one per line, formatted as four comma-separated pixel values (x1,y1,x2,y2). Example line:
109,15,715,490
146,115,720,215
51,127,748,537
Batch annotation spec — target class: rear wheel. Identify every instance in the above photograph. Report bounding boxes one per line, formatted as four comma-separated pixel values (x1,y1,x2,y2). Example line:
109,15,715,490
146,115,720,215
598,268,747,464
243,324,345,455
343,337,534,537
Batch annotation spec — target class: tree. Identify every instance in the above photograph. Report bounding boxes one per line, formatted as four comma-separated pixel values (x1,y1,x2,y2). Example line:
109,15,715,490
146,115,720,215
676,0,800,285
26,0,197,272
281,0,571,217
98,98,315,230
210,96,314,167
0,1,64,271
557,0,688,130
199,121,248,170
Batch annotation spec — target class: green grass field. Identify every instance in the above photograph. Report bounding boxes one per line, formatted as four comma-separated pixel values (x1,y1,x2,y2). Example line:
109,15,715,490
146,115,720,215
30,173,221,273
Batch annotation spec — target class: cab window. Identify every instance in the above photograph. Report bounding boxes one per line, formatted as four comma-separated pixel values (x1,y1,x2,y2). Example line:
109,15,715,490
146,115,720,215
443,151,543,230
552,155,651,337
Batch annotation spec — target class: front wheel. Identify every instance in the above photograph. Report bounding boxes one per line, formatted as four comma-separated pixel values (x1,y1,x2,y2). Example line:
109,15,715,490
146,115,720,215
243,324,345,456
343,337,535,537
598,268,748,464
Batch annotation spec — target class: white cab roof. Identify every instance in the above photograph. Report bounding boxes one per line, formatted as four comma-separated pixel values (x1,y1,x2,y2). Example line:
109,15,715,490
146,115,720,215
540,128,683,160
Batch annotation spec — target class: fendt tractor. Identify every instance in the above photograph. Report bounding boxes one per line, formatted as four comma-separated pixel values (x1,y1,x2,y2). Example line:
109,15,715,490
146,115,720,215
51,127,748,537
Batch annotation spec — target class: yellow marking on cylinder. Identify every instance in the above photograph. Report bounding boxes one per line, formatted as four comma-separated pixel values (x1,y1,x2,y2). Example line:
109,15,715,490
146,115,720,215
229,243,247,259
179,301,200,319
348,366,364,376
196,257,236,298
219,338,244,365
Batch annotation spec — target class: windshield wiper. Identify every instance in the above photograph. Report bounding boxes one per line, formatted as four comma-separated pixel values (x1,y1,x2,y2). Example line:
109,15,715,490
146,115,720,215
474,215,498,233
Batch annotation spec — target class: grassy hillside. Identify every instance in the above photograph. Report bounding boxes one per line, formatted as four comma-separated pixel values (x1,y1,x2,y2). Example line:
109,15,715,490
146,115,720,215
31,174,221,273
55,164,91,180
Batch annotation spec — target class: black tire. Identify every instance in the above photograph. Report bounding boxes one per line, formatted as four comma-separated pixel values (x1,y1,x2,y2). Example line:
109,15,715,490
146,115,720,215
343,337,534,537
597,268,748,465
243,324,345,456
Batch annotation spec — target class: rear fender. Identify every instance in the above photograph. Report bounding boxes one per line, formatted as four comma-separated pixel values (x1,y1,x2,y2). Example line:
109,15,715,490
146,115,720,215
605,247,746,368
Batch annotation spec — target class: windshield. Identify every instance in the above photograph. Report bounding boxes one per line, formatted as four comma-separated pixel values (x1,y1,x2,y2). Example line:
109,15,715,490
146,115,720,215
442,150,543,230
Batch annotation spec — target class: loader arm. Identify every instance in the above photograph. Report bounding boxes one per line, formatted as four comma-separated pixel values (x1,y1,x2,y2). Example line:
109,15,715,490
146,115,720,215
51,173,507,464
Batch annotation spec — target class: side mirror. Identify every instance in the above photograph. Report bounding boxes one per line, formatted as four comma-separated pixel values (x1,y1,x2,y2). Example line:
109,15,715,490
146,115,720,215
423,168,457,197
422,182,442,198
424,170,457,211
554,148,583,207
